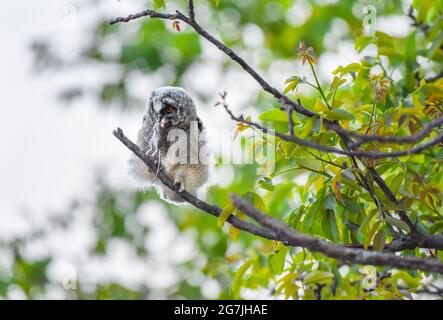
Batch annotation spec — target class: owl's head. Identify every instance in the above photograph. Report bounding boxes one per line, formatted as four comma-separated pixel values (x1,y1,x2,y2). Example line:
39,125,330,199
146,86,197,129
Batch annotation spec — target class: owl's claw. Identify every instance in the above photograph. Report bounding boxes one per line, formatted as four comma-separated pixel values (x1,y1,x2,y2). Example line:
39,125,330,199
173,178,185,192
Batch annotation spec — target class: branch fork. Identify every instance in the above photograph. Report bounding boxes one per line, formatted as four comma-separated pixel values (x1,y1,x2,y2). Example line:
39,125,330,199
111,2,443,274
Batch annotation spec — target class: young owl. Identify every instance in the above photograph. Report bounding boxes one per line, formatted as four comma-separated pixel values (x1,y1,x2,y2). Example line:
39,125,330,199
129,86,211,204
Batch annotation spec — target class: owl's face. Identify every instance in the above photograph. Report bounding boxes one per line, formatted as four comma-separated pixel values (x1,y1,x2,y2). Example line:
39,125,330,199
147,86,197,129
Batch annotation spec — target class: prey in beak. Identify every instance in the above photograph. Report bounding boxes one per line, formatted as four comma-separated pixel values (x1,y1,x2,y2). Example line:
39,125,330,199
160,117,173,128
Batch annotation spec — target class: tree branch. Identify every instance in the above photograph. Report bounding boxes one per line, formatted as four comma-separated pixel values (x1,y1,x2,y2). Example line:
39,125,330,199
110,4,443,273
407,6,430,33
230,194,443,274
175,0,430,243
188,0,195,21
110,10,180,25
178,0,421,232
113,127,443,252
348,234,443,252
330,115,443,147
110,8,443,160
366,166,415,231
112,128,278,242
110,9,315,119
218,96,443,159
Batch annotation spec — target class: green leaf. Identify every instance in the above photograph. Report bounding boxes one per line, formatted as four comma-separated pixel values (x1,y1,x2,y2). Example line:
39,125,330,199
303,271,334,286
332,65,345,75
389,173,405,195
153,0,166,9
288,206,305,229
258,177,275,191
323,109,355,121
343,62,367,73
303,191,325,232
232,259,254,299
428,30,443,60
429,222,443,234
405,31,417,70
333,62,368,75
314,98,328,112
385,216,411,233
217,202,235,228
364,221,382,250
327,209,339,242
300,117,315,138
214,0,221,7
373,230,386,251
406,163,420,176
412,0,438,22
354,36,374,53
259,109,300,124
341,196,364,216
241,192,266,212
357,209,378,235
270,244,289,275
415,83,443,97
329,76,347,91
284,76,303,94
302,203,318,232
325,193,336,210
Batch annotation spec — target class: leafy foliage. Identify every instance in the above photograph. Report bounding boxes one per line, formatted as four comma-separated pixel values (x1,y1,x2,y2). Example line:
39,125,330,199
6,0,443,300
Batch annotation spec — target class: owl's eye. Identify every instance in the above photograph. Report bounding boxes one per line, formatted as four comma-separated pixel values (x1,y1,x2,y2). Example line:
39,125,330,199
163,105,175,114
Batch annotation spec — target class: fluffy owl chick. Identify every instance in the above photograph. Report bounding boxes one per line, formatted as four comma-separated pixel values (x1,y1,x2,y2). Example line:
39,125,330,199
129,86,210,204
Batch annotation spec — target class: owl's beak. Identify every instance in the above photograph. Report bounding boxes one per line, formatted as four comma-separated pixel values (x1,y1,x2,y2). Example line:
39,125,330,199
160,118,171,128
159,115,175,128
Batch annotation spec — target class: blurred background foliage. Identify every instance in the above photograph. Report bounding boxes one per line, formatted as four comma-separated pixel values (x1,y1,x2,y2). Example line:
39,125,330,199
2,0,443,300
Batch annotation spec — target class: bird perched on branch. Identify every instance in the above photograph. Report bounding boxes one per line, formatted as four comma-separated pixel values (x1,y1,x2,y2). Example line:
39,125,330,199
129,86,211,204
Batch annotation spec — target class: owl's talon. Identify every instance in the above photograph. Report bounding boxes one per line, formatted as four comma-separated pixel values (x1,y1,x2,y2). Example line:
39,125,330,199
173,179,185,192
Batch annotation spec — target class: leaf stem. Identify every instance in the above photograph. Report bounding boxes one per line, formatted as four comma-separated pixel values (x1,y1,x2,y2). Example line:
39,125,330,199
309,61,331,110
306,150,346,169
366,100,377,135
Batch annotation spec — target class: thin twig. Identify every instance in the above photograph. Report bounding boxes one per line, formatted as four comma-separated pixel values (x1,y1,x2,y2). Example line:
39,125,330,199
309,61,330,110
338,115,443,147
110,4,443,272
110,8,443,159
407,6,430,33
110,9,315,119
110,10,180,25
286,104,295,137
188,0,195,21
219,99,443,159
110,4,421,227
